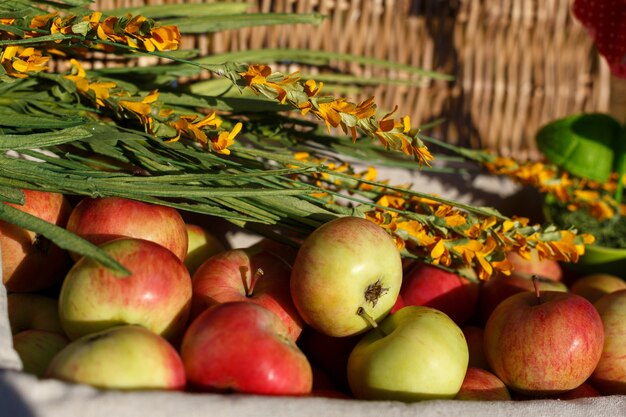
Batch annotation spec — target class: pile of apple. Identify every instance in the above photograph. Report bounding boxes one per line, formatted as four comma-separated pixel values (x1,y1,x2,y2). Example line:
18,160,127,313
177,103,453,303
4,189,626,402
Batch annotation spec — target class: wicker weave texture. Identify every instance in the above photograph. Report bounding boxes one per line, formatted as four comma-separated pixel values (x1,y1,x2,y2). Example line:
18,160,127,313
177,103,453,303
96,0,610,160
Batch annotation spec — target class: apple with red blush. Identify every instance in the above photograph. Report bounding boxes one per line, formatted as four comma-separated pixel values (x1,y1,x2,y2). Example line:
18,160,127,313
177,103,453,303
291,216,403,337
570,273,626,304
505,249,562,281
181,301,312,396
589,289,626,394
484,284,604,396
66,196,188,261
391,263,479,325
191,246,303,341
454,367,511,401
58,238,192,342
479,272,568,323
1,189,72,292
46,325,186,390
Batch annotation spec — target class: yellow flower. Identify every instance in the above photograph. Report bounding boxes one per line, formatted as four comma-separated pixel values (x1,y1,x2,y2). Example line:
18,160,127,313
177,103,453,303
118,90,159,129
211,122,242,155
240,64,300,104
1,46,49,78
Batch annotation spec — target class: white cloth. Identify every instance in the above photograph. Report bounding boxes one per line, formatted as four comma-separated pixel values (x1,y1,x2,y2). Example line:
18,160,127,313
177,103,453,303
4,166,624,417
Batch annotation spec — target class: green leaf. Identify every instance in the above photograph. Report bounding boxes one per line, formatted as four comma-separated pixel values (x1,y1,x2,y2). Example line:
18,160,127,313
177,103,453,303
0,186,24,204
103,2,250,19
0,113,88,129
535,113,622,182
0,203,128,274
0,126,92,150
162,13,325,34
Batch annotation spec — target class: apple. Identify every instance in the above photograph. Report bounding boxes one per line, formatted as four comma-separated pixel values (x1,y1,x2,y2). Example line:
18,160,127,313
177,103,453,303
554,382,601,400
290,216,403,337
65,196,188,261
297,326,361,395
484,290,604,396
347,305,469,402
45,325,186,390
391,263,479,325
462,325,490,370
58,237,192,342
181,301,313,396
506,249,562,281
478,272,568,323
12,330,69,378
454,367,511,401
7,293,64,335
570,273,626,304
1,189,72,292
184,223,226,275
589,289,626,394
191,247,303,341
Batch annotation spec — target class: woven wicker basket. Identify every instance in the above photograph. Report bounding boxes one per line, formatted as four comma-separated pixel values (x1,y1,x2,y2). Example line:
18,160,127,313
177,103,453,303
94,0,612,161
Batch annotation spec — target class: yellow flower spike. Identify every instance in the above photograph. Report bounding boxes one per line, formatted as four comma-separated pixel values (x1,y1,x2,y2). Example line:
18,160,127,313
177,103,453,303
304,79,323,97
149,26,181,51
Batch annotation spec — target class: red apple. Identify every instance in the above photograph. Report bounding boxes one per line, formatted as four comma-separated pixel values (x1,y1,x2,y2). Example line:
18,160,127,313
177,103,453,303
58,238,192,342
46,325,186,390
184,223,226,275
1,189,71,292
291,216,403,337
554,382,601,400
181,301,313,396
462,325,490,370
191,247,303,341
484,290,604,396
12,330,69,378
479,272,568,323
506,249,562,281
454,367,511,401
297,326,361,395
589,289,626,394
391,263,479,325
570,273,626,304
66,196,188,261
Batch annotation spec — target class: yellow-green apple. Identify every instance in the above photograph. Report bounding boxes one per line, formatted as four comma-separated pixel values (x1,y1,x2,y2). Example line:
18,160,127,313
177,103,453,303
181,301,313,396
184,223,225,275
347,305,469,402
462,325,490,370
12,330,69,377
290,216,402,337
506,249,562,281
66,196,188,261
484,290,604,396
191,247,303,341
570,273,626,304
7,293,64,335
58,238,192,342
1,189,72,292
391,263,479,325
478,273,568,323
589,289,626,394
45,325,186,390
454,367,511,401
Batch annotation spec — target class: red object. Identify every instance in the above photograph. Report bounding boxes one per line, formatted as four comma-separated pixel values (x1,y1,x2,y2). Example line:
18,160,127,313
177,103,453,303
572,0,626,78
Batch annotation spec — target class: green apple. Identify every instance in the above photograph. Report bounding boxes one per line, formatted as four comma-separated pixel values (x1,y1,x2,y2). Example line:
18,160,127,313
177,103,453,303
184,223,226,275
13,330,69,378
7,293,64,335
45,325,186,390
347,306,469,401
290,216,402,337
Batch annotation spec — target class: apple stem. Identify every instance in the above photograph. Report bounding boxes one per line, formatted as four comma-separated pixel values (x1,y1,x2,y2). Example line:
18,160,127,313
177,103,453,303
532,275,542,305
246,268,264,297
357,307,387,336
